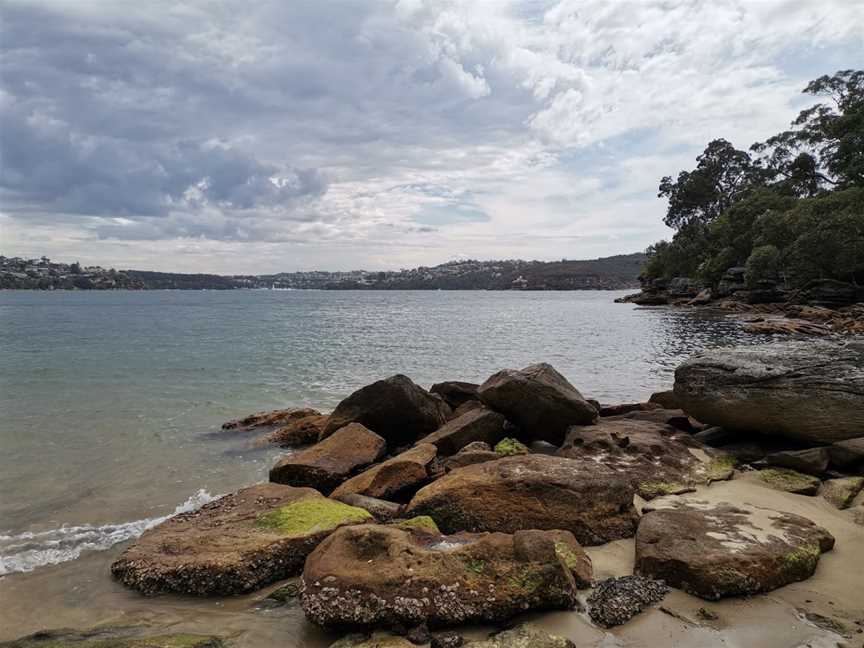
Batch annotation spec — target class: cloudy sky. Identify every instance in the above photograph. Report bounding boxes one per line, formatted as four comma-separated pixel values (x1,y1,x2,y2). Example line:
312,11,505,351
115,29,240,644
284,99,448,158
1,1,862,273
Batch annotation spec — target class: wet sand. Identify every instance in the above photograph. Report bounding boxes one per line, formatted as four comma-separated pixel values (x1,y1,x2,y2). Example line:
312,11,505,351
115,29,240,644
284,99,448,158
1,472,862,647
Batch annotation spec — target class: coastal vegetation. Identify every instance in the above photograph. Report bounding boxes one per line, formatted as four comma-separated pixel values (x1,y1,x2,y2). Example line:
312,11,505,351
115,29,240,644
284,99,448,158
642,70,864,291
0,253,646,291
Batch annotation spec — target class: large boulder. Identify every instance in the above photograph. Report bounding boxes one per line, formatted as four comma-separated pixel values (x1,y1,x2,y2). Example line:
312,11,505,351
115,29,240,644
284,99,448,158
828,437,864,471
301,524,578,628
635,502,834,600
420,408,508,455
321,375,451,445
763,448,830,476
430,381,480,409
270,423,387,494
404,455,638,545
331,444,437,501
673,341,864,444
111,484,371,596
557,418,734,500
477,363,597,445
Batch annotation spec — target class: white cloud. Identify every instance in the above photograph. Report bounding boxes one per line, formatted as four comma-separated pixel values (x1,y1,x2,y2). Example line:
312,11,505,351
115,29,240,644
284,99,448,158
1,0,862,272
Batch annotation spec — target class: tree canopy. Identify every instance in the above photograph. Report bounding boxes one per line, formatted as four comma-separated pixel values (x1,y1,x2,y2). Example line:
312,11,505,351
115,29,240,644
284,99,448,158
645,69,864,289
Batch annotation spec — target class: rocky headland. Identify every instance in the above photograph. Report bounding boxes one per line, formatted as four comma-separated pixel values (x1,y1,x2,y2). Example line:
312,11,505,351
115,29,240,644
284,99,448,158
618,275,864,336
6,341,864,648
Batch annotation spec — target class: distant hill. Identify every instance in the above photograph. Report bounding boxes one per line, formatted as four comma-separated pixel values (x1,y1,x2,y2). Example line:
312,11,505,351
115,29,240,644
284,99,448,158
1,253,646,291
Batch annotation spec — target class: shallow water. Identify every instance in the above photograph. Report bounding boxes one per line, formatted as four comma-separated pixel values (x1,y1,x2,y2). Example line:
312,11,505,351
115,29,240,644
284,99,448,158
0,289,766,642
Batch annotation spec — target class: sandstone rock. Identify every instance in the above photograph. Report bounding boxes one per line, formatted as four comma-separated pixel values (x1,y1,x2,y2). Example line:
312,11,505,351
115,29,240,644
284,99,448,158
635,502,834,600
321,375,451,445
404,455,638,545
821,477,864,510
466,624,575,648
599,402,662,417
430,381,480,409
253,414,329,447
111,484,371,596
828,437,864,471
477,363,597,445
544,529,592,588
443,447,500,472
1,627,225,648
222,407,320,431
609,409,699,433
420,408,508,455
693,426,740,447
758,468,821,495
557,418,734,500
332,493,404,522
673,341,864,444
301,524,578,628
648,390,680,409
331,444,437,501
586,575,668,627
763,448,830,476
688,288,713,305
329,634,415,648
270,423,387,494
451,400,484,418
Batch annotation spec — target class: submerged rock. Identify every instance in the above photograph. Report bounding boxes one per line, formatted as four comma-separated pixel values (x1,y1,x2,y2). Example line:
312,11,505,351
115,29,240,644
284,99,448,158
321,375,451,445
0,627,225,648
301,524,578,628
269,423,387,494
467,624,575,648
254,413,329,447
222,407,320,431
477,363,597,445
420,408,508,455
404,455,638,545
587,575,669,627
673,341,864,444
635,501,834,600
111,484,371,596
331,443,437,501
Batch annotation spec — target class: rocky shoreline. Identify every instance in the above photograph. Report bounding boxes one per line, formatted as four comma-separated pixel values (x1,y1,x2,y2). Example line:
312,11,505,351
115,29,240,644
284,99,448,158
5,342,864,648
618,275,864,336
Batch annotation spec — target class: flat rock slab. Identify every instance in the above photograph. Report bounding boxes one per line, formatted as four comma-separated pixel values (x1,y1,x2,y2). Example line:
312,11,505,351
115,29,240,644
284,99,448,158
557,418,734,500
270,423,387,494
1,627,225,648
404,455,638,545
635,501,834,600
673,341,864,444
253,413,329,447
478,363,597,445
301,524,578,628
420,408,508,455
321,374,451,445
331,443,437,501
222,407,320,431
111,484,371,596
467,624,575,648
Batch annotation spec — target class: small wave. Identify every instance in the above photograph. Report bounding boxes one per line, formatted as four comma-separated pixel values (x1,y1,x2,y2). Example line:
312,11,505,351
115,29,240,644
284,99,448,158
0,489,217,576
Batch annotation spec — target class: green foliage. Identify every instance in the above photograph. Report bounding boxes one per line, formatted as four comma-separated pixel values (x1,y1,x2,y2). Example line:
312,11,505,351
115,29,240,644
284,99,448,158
744,245,781,288
646,70,863,290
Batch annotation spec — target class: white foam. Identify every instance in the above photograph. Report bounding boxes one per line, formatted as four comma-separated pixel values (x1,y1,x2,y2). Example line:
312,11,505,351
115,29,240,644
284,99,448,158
0,489,217,576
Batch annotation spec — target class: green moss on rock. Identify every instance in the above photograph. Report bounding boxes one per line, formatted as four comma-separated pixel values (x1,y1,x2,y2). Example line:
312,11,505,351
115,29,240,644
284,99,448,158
782,543,820,573
758,468,820,495
1,630,224,648
704,456,737,482
254,497,371,536
388,516,440,533
494,438,529,456
638,481,690,500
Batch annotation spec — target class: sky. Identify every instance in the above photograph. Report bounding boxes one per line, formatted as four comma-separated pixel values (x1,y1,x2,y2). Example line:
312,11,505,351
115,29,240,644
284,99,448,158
1,1,862,273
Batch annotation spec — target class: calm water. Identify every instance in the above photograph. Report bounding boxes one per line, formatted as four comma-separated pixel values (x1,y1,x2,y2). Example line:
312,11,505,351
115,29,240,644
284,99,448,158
0,289,759,641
